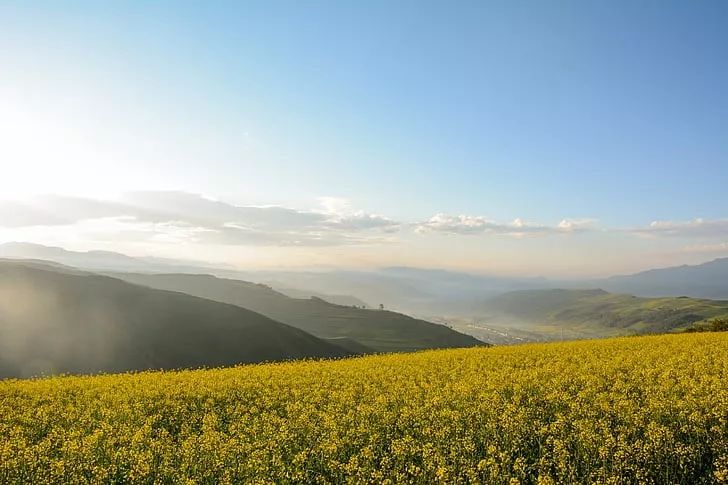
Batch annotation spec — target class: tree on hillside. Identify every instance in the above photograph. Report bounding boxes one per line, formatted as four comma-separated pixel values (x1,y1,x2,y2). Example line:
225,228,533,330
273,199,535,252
685,318,728,333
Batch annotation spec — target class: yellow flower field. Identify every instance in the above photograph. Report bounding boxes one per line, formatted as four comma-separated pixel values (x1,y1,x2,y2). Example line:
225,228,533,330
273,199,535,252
1,333,727,484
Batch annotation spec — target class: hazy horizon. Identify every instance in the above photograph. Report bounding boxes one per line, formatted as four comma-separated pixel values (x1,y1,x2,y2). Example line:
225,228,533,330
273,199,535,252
0,237,725,282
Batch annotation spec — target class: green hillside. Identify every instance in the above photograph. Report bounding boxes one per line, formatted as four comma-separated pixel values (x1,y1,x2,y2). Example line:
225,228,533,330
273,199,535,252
113,273,484,352
321,337,374,354
483,288,728,337
0,261,351,378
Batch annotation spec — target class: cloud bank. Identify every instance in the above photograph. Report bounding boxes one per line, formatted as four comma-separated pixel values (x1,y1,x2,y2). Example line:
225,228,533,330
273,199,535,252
0,192,399,247
631,218,728,238
414,214,596,237
5,193,726,250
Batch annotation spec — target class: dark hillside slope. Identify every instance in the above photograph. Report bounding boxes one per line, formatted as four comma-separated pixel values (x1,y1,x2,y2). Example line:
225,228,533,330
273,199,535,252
113,273,484,352
0,262,350,378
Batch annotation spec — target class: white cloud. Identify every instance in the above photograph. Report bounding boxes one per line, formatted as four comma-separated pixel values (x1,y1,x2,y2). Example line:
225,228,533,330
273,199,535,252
0,192,399,247
25,192,728,251
317,196,352,215
315,196,399,231
415,214,595,237
680,242,728,254
631,218,728,238
556,218,597,232
415,214,492,235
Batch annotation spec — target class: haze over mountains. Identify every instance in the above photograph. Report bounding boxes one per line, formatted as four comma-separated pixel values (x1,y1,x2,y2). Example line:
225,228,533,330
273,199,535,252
596,259,728,299
4,242,728,312
0,242,229,274
3,241,728,376
110,272,481,353
0,244,485,378
0,260,352,378
248,267,549,316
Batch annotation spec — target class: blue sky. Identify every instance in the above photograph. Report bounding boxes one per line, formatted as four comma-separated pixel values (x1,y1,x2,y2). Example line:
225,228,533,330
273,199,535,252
1,1,727,276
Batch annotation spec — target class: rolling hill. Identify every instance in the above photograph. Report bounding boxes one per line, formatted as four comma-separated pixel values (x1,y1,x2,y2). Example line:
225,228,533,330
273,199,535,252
110,272,485,352
272,286,369,308
0,261,351,378
480,288,728,338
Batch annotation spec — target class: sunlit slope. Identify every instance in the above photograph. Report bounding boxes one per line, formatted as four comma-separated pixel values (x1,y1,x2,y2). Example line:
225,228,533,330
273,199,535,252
483,288,728,336
0,261,351,378
113,272,484,352
2,333,727,483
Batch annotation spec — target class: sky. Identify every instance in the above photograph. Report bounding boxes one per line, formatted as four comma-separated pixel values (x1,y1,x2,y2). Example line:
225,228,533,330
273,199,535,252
1,1,727,277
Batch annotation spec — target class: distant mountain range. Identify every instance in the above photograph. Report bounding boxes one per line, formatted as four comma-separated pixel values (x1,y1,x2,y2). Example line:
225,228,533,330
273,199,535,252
0,242,229,274
5,241,728,347
253,259,728,314
0,242,545,314
229,267,548,316
2,240,728,373
0,260,351,378
5,242,728,314
597,258,728,299
0,242,368,307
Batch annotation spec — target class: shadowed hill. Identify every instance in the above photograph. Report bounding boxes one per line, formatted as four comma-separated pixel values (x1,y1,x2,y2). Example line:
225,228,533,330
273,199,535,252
111,273,485,352
0,261,351,378
321,337,374,354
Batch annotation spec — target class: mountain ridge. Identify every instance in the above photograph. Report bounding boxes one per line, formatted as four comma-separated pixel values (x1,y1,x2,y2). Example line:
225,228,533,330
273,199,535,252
110,272,485,352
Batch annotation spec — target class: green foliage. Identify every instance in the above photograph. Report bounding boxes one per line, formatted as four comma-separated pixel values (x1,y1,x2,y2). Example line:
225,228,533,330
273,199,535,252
485,289,728,336
684,317,728,333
